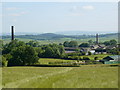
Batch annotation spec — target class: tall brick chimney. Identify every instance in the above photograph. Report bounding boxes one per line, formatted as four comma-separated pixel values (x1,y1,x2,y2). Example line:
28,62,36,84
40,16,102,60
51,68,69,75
11,26,14,41
96,33,99,44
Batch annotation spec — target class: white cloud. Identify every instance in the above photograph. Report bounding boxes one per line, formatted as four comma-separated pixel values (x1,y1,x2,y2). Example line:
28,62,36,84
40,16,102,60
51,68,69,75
8,11,28,17
9,13,21,16
71,6,80,12
82,5,94,10
6,7,18,10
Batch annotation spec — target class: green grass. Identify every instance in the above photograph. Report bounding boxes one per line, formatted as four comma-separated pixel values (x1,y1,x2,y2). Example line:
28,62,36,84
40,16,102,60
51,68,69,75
39,58,77,64
79,54,111,60
2,66,118,88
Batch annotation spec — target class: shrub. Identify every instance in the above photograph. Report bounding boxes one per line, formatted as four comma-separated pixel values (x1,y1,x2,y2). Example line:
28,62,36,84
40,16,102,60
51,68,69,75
94,57,98,60
83,57,90,60
2,56,8,67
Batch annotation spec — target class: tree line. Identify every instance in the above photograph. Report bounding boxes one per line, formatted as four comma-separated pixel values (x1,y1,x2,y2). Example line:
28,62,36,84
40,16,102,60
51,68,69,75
0,39,119,67
1,39,65,66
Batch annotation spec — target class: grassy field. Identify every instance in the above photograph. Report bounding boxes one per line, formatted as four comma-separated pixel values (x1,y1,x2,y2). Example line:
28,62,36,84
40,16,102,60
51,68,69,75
3,35,118,45
2,66,118,88
38,54,110,64
39,58,77,64
79,54,111,60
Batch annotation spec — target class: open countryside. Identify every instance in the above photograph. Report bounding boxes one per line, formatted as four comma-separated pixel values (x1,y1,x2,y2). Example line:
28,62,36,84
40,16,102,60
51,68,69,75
1,32,120,88
1,2,119,89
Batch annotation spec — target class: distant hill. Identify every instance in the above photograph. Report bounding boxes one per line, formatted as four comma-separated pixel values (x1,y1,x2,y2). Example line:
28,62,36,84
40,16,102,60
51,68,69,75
2,33,118,41
55,31,117,35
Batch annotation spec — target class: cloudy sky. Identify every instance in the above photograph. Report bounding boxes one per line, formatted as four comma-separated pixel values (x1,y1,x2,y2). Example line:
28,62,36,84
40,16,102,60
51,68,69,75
1,2,118,34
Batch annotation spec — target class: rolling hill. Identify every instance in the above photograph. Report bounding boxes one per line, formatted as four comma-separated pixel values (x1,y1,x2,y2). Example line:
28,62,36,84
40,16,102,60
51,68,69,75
2,33,118,40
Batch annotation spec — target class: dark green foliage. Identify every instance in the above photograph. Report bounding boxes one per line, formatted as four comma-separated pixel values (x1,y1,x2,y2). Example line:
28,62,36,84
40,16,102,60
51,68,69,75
103,41,111,46
88,40,93,45
103,39,117,46
94,57,98,60
83,57,90,60
63,41,78,47
88,51,92,55
1,56,8,67
37,44,65,58
0,40,3,48
2,39,26,54
79,43,90,47
106,48,119,55
3,54,12,61
8,45,39,66
63,41,69,47
69,41,78,47
95,48,106,52
26,40,39,47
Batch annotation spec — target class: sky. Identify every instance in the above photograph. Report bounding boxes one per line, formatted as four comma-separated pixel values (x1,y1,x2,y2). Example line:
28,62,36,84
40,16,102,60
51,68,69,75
1,2,118,34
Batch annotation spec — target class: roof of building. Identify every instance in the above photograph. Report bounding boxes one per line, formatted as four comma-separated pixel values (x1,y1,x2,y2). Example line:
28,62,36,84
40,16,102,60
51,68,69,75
102,55,120,61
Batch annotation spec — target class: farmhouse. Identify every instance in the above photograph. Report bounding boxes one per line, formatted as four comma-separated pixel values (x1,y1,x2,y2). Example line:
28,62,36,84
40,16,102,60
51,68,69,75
100,55,120,64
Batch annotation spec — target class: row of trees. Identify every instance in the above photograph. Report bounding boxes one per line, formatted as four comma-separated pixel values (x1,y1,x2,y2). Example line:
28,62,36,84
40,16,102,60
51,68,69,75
0,38,119,66
1,39,65,66
63,41,90,47
63,39,117,48
103,39,117,46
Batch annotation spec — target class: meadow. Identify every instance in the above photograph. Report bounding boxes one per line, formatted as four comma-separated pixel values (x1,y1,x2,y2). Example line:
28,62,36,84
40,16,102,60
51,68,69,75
2,65,118,88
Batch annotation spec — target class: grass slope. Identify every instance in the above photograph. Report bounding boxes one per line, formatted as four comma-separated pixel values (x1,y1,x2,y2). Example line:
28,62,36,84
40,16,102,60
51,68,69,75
2,66,118,88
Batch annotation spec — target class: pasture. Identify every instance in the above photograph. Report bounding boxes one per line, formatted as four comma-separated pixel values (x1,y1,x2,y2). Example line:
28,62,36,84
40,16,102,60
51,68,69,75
39,58,77,65
2,66,118,88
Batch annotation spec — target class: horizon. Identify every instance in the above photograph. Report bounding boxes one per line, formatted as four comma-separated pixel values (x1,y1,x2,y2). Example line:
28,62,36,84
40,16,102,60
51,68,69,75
1,31,118,36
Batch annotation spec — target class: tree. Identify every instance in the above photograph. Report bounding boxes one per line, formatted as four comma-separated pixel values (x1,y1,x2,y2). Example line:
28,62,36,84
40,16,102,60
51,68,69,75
103,39,117,46
26,40,39,47
0,56,8,67
63,41,69,47
88,51,92,55
94,57,98,60
109,39,117,46
2,39,26,54
0,40,3,48
69,41,78,47
103,41,111,46
42,46,54,58
8,45,39,66
79,43,90,47
83,57,90,60
88,40,93,45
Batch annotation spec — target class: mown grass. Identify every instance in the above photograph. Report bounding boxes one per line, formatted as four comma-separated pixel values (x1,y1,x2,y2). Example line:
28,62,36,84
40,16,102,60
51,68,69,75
39,58,77,64
2,66,118,88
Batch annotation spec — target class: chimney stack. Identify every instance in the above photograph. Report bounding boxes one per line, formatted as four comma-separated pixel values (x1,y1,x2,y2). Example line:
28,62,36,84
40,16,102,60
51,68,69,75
96,33,99,44
11,26,14,41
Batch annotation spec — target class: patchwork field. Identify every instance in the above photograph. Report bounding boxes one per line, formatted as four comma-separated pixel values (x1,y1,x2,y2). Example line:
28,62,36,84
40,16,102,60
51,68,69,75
2,66,118,88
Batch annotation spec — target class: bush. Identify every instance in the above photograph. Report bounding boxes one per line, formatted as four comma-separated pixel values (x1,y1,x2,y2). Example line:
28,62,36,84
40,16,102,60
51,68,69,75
88,51,92,55
2,56,8,67
94,57,98,60
83,57,90,60
8,45,39,66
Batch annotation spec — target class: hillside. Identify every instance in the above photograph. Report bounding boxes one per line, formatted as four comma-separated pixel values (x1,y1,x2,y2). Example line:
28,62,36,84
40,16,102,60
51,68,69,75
2,33,118,40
